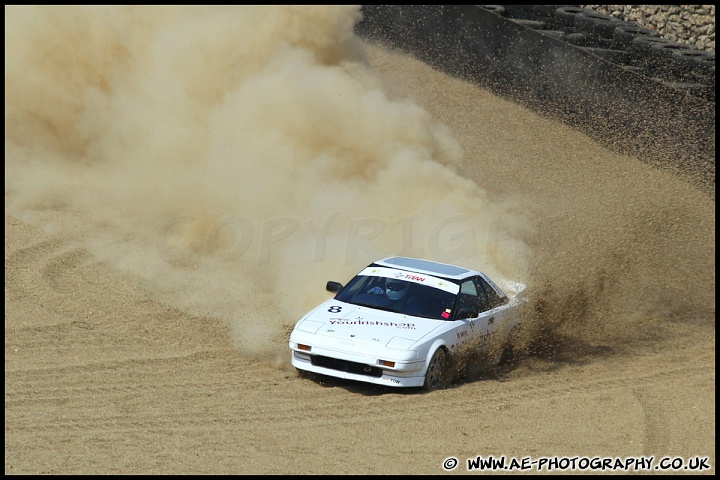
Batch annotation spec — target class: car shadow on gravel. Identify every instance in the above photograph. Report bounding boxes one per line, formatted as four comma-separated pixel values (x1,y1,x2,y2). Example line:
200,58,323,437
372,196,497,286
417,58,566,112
294,334,617,395
295,371,412,396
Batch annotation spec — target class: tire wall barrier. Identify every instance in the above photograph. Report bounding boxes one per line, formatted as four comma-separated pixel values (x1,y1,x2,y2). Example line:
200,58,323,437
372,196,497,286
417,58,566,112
355,5,715,193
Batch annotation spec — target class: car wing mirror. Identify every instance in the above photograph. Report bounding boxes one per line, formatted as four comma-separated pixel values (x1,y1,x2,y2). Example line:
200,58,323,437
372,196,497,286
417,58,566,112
457,306,478,319
326,281,343,293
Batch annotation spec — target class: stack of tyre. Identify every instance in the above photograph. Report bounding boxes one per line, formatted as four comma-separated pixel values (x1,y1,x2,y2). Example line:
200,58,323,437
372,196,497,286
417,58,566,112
480,5,715,102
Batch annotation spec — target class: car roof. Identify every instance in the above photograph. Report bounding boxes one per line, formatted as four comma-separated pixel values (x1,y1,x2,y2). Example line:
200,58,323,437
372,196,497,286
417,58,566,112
374,256,481,280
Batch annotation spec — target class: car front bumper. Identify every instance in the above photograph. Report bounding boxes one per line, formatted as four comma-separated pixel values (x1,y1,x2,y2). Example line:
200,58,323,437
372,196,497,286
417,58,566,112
289,336,426,388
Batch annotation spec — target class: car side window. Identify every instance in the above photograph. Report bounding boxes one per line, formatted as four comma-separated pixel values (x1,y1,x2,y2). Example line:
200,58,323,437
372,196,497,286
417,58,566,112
460,280,477,295
455,280,481,318
469,277,489,312
474,276,505,310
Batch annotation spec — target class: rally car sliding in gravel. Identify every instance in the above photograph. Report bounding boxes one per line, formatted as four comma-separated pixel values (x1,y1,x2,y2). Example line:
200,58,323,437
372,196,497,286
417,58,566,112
288,256,527,391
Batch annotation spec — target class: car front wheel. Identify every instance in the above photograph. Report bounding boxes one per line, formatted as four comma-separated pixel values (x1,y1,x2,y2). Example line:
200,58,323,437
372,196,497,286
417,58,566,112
423,348,449,391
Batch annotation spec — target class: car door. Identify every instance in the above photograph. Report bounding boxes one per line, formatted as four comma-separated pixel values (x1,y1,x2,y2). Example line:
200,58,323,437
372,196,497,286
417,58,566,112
473,276,516,346
453,279,493,351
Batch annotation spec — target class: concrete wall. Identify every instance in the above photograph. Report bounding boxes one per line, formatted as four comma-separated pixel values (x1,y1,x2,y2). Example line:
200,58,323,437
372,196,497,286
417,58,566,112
355,5,715,195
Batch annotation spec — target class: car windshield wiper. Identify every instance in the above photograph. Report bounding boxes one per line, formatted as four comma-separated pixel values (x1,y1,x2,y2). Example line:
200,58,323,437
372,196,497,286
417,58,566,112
411,313,443,320
352,302,398,313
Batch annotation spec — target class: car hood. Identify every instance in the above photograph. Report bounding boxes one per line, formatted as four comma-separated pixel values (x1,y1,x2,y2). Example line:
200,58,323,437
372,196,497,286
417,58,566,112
295,299,445,349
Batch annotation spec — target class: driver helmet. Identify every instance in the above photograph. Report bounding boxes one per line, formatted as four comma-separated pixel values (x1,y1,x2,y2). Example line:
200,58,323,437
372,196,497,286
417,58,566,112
385,278,409,300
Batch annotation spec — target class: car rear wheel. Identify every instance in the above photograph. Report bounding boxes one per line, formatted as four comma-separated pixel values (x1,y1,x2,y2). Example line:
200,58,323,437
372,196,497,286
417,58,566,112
423,348,449,391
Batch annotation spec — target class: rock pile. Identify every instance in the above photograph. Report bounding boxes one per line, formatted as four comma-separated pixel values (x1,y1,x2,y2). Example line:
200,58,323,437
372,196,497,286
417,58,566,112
583,5,715,51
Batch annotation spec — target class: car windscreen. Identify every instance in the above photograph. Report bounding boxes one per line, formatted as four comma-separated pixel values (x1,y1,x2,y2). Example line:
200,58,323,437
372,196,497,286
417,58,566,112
335,274,458,320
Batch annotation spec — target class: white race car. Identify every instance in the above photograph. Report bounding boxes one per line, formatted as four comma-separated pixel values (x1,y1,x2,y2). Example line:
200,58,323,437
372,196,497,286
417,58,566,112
288,256,527,391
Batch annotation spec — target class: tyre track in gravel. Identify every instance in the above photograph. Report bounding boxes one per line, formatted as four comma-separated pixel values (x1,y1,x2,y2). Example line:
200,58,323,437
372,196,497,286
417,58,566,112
5,214,714,473
5,219,234,372
10,334,711,434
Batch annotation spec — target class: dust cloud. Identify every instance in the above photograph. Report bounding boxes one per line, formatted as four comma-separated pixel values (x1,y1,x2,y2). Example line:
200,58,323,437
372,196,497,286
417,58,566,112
360,32,714,376
5,6,531,363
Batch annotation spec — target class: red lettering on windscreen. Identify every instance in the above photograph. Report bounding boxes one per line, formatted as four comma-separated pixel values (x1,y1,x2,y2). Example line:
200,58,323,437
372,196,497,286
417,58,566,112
405,274,425,282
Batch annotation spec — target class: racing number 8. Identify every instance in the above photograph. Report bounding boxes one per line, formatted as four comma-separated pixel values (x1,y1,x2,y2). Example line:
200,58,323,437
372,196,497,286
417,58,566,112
328,305,342,313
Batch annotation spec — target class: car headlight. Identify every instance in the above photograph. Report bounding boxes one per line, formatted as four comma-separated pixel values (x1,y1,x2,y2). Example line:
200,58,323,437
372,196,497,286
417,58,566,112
296,320,325,333
385,336,416,350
